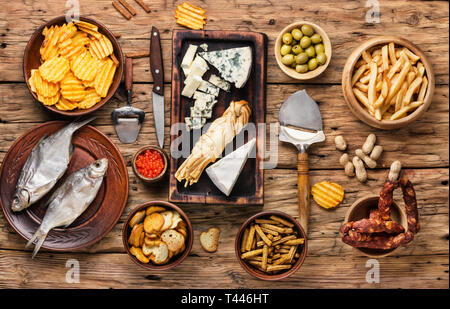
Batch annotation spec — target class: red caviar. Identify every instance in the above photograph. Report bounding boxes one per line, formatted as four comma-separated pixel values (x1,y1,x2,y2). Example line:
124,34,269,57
135,149,165,178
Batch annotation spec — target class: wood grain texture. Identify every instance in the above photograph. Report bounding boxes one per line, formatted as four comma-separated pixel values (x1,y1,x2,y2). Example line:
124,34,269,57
0,0,448,289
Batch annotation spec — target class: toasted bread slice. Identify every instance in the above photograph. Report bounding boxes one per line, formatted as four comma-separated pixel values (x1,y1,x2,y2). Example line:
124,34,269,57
161,229,185,254
200,227,220,253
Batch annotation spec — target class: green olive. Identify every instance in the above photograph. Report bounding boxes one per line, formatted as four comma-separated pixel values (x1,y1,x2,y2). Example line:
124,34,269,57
301,25,314,37
295,52,309,64
300,36,311,49
311,33,322,44
291,28,303,41
281,53,295,65
296,64,309,73
308,58,319,71
305,46,316,58
292,45,303,54
280,44,292,56
282,33,293,45
316,52,327,65
314,43,325,55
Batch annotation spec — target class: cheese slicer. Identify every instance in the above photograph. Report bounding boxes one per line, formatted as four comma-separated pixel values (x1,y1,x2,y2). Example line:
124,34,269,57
278,90,326,233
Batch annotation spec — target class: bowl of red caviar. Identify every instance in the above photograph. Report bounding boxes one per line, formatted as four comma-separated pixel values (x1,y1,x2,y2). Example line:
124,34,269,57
132,146,169,183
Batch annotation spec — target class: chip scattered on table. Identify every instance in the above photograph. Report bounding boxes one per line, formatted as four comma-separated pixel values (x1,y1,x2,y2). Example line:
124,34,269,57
311,181,344,209
175,2,207,30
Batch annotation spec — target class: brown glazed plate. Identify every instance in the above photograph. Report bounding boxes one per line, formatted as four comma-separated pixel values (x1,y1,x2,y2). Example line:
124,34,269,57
0,121,129,252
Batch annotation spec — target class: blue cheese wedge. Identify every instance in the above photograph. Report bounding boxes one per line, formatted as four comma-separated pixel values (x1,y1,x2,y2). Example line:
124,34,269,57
200,43,208,51
181,44,198,76
206,138,256,196
199,47,252,89
185,117,206,131
182,75,202,98
198,80,220,96
209,74,231,92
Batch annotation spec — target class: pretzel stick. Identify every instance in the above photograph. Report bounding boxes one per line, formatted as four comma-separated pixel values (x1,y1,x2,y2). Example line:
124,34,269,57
112,1,132,19
126,51,150,59
134,0,151,13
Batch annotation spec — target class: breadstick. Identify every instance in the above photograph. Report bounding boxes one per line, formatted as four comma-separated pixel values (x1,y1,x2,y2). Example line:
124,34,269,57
245,225,255,252
272,235,296,246
240,228,249,253
269,215,294,228
284,238,305,246
267,265,292,272
255,219,279,225
254,225,272,246
241,249,263,259
260,227,279,236
261,245,268,271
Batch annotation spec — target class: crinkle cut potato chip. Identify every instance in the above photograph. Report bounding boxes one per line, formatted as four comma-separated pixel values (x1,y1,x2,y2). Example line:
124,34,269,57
311,181,345,209
30,69,60,98
38,92,60,106
70,51,100,82
60,73,87,102
38,55,70,83
55,97,78,111
77,89,102,109
89,35,114,60
95,58,117,98
32,21,116,111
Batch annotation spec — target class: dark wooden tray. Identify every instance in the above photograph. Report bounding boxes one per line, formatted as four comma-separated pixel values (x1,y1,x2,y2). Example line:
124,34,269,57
169,30,267,205
0,121,129,252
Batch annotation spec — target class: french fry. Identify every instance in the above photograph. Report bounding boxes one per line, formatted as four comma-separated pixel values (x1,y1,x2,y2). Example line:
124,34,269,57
382,45,389,72
417,62,425,78
355,59,366,68
359,74,370,84
407,71,416,86
353,88,374,114
418,76,428,101
361,50,372,63
387,54,404,80
395,87,405,112
368,61,378,106
381,79,389,98
371,48,382,57
352,64,367,86
373,94,385,109
390,101,423,120
402,77,422,106
403,48,420,63
386,61,411,103
355,82,368,92
388,42,396,65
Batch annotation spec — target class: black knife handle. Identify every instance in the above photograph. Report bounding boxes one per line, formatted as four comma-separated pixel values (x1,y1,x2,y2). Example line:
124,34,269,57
150,26,164,96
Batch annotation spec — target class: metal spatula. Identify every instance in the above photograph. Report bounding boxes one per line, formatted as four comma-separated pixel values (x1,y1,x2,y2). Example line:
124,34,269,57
279,90,325,233
111,57,145,143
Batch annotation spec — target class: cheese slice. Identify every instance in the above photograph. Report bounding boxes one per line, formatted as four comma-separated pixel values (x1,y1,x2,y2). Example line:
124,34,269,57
181,75,202,98
206,138,256,196
199,46,252,88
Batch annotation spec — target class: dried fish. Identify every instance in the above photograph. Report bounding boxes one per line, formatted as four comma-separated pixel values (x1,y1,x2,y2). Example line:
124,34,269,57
11,117,95,212
26,158,108,258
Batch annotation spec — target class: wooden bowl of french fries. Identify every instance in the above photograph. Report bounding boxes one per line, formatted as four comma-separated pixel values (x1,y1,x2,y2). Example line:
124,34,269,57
235,211,307,281
122,201,193,271
342,36,434,130
23,16,124,116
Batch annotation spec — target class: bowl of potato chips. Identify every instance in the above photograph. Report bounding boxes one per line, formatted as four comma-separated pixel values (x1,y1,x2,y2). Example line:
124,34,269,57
342,36,434,130
23,16,124,116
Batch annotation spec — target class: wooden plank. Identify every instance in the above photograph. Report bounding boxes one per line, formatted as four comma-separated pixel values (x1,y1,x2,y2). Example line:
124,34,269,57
0,168,447,256
0,84,447,170
0,0,448,84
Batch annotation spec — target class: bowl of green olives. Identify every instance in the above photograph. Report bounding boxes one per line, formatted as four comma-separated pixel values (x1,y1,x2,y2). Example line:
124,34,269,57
275,21,332,80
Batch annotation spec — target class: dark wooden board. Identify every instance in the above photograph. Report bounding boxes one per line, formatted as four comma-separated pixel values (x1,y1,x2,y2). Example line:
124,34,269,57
169,30,267,205
0,121,129,252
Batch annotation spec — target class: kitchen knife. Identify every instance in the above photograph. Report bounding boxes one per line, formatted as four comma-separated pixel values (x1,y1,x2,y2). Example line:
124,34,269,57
150,26,165,148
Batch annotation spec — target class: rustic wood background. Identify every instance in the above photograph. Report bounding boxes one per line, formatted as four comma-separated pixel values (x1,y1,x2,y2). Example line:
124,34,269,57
0,0,448,289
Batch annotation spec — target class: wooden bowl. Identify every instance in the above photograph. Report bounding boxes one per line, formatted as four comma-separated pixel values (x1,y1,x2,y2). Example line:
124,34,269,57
122,201,193,271
274,21,332,80
343,195,407,258
132,146,169,184
23,15,124,117
342,36,435,130
235,210,308,280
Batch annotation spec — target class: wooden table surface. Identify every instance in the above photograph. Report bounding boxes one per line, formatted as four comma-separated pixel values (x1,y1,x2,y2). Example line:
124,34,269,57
0,0,448,289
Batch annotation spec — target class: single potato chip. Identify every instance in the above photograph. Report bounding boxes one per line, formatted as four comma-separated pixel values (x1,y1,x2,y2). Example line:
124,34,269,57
311,181,344,209
74,20,99,31
37,92,60,106
94,58,116,97
77,89,101,109
39,55,70,83
60,73,87,102
55,97,78,111
70,51,100,82
72,31,90,47
59,38,86,60
78,25,102,39
40,25,62,61
89,35,114,60
31,69,60,97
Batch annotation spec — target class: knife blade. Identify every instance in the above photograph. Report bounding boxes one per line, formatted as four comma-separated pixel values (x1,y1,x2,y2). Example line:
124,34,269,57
150,26,165,148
